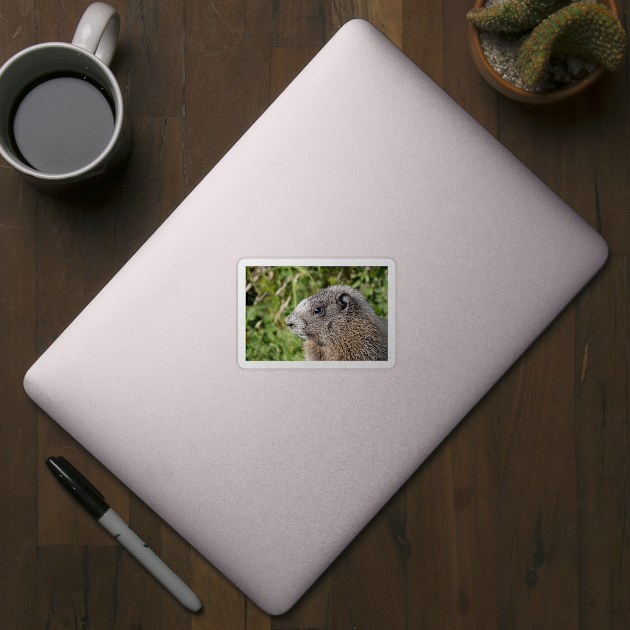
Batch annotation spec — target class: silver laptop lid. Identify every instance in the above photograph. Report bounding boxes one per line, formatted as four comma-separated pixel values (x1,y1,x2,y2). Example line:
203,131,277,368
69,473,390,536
24,19,607,614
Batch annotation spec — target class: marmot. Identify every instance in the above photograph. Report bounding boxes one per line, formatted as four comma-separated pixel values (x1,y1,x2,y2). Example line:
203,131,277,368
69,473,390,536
285,284,388,361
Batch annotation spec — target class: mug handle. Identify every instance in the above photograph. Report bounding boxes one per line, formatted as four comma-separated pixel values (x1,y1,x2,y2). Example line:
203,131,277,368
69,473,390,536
71,2,120,67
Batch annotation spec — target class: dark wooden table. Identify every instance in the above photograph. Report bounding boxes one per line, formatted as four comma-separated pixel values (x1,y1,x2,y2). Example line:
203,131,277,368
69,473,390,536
2,0,628,628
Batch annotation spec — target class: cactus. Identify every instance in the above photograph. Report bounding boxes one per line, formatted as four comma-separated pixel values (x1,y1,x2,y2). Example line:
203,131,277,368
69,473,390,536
467,0,568,33
516,1,627,85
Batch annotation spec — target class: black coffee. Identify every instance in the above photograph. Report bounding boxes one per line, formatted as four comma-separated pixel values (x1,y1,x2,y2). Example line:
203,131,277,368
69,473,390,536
10,73,115,174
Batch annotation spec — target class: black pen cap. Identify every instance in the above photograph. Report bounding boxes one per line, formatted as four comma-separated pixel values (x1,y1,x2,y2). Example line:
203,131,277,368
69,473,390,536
46,456,110,519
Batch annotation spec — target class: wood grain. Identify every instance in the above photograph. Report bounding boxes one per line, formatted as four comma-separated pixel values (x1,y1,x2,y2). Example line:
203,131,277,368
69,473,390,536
0,156,38,630
36,545,119,630
583,72,630,254
184,0,272,191
403,0,444,88
271,0,331,46
443,0,497,132
0,4,39,630
576,256,630,630
126,0,184,117
497,304,579,629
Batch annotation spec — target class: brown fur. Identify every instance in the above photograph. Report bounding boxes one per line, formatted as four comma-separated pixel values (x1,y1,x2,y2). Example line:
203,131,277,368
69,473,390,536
285,284,388,361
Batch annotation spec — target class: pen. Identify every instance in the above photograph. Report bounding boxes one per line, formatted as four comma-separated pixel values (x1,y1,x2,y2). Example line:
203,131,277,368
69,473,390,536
46,456,203,613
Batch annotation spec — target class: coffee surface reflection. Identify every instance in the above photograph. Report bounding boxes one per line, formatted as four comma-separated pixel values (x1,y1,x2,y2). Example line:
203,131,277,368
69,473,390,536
11,73,115,174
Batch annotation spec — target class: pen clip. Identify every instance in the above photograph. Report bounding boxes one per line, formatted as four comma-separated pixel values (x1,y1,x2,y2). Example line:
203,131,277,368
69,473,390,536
54,456,106,502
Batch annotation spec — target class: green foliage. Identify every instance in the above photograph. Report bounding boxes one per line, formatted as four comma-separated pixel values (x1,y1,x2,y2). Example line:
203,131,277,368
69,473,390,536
517,2,627,85
245,266,389,361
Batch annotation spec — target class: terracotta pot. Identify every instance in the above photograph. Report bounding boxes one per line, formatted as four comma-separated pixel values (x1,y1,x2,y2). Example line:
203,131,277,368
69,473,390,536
468,0,619,103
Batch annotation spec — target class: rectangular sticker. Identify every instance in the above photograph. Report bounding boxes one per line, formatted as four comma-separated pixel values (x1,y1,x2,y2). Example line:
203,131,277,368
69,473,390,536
238,259,395,368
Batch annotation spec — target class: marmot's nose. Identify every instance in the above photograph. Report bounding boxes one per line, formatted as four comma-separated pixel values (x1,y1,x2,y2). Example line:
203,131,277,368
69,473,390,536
286,314,294,327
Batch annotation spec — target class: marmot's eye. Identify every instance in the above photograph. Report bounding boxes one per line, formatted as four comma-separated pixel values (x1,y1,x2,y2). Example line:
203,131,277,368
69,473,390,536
313,307,323,314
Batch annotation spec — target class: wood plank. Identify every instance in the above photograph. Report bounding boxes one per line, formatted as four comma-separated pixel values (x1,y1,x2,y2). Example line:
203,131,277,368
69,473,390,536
184,0,272,192
402,0,444,88
443,0,497,132
0,142,38,630
331,486,407,630
583,72,630,255
126,0,184,117
331,0,403,48
0,0,36,55
34,187,120,354
575,0,630,254
496,97,598,222
0,4,39,629
271,0,331,46
159,116,187,221
36,545,118,630
575,256,630,629
497,305,578,628
407,391,499,629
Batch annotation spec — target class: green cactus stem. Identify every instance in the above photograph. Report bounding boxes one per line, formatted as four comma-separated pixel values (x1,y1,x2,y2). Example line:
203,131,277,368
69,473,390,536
467,0,568,33
516,1,627,85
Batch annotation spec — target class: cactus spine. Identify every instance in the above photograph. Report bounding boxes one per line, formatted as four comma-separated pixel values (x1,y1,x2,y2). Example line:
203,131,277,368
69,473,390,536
467,0,568,33
516,1,627,85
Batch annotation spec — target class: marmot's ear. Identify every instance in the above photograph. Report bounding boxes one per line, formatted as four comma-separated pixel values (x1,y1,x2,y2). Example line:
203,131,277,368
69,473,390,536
337,293,351,310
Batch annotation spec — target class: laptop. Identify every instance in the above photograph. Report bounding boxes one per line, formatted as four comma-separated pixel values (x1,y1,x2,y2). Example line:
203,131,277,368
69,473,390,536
23,19,608,614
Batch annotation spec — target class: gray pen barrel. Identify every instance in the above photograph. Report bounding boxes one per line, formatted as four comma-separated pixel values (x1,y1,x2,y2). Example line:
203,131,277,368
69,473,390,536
98,508,202,612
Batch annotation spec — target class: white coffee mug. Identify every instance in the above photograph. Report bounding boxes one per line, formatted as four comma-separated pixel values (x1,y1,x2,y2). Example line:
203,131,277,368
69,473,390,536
0,2,132,197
